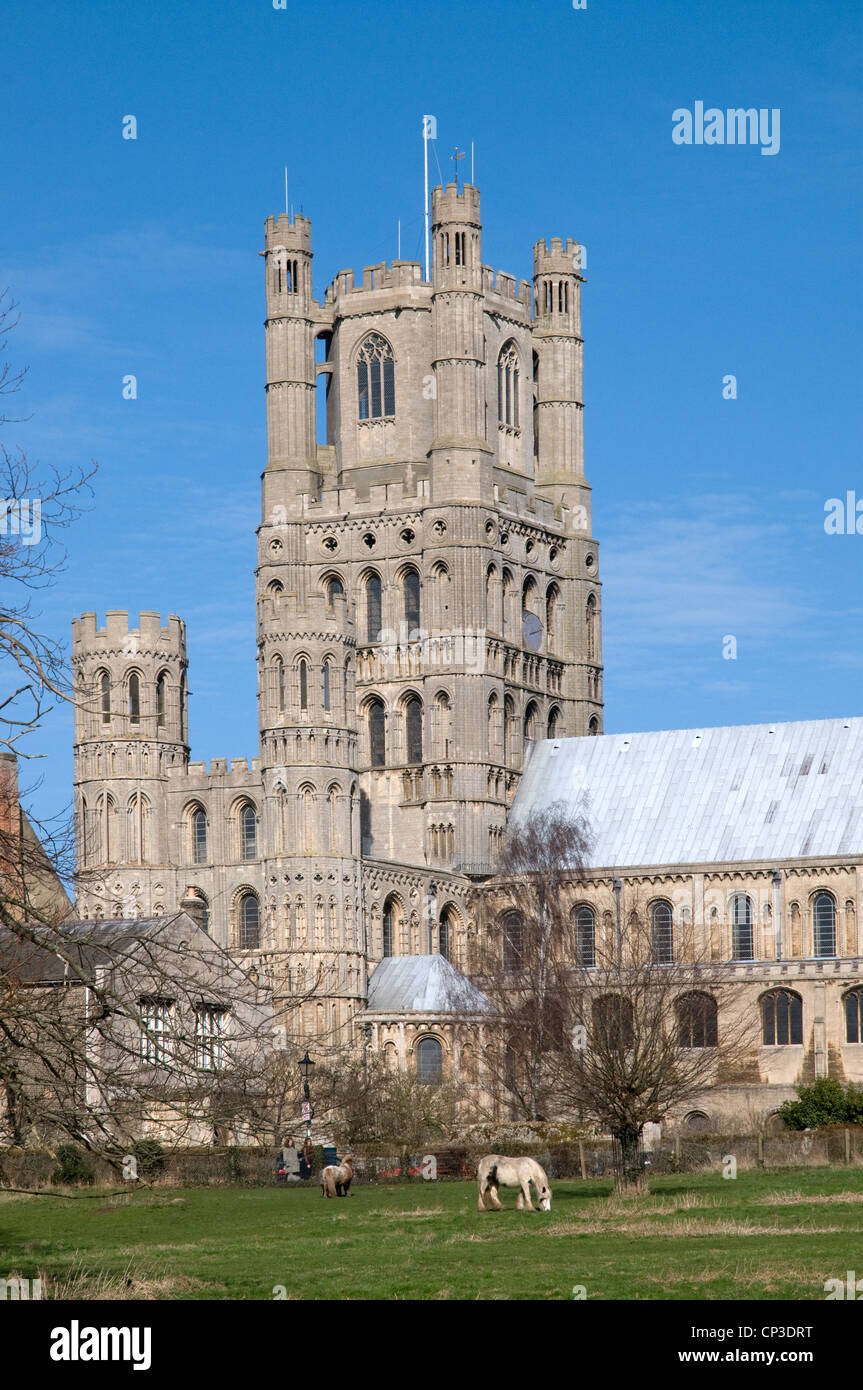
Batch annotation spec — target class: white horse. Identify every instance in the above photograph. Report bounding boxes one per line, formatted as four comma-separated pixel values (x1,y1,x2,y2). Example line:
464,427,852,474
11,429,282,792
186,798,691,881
477,1154,552,1212
321,1153,354,1198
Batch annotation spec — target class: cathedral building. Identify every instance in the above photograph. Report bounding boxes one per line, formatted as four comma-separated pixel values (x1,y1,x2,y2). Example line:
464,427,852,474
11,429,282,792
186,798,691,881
69,178,863,1130
71,179,601,1061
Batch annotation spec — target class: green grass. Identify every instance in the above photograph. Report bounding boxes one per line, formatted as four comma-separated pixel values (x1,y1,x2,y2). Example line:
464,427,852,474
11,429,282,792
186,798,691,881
1,1166,862,1300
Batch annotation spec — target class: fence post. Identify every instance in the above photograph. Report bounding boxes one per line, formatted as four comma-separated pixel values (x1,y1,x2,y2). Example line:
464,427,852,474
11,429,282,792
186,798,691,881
674,1136,680,1166
845,1128,851,1165
757,1131,764,1167
578,1141,586,1181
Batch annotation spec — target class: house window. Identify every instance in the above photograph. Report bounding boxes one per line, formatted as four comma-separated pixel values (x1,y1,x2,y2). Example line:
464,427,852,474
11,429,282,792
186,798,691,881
416,1037,443,1083
574,905,595,967
239,893,260,950
761,989,803,1046
677,992,718,1048
140,998,173,1064
813,892,836,957
196,1007,226,1070
357,334,395,420
731,893,754,960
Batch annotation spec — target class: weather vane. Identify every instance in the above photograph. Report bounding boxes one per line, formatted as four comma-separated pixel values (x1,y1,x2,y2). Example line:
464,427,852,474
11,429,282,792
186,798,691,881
450,145,465,190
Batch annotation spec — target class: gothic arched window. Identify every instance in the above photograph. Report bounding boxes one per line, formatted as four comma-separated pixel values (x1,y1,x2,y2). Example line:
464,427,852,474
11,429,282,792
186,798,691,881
762,989,803,1045
322,658,332,712
357,334,395,420
240,804,257,861
382,897,396,957
192,807,207,865
651,900,674,964
404,696,423,765
403,569,421,632
298,659,308,711
677,992,718,1048
366,574,382,644
592,994,634,1050
574,905,595,967
497,341,519,428
731,893,754,960
586,593,598,662
416,1037,443,1084
368,699,386,767
326,575,344,605
813,892,836,958
502,911,523,970
156,671,167,728
99,670,111,724
547,706,561,740
128,672,141,725
239,893,260,950
439,908,454,961
845,988,863,1043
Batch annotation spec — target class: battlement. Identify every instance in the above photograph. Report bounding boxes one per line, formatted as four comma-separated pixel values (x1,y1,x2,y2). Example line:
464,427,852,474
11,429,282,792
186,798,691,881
324,260,425,302
265,212,312,252
481,265,532,312
431,181,481,226
167,755,260,785
72,611,186,653
259,589,355,638
534,236,584,276
495,486,570,531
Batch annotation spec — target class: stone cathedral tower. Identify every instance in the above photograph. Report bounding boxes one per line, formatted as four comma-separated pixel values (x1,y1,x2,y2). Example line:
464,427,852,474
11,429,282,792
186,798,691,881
71,178,603,1047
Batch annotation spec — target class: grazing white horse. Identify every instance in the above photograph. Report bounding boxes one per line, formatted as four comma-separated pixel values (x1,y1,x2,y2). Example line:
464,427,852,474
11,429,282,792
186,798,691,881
320,1153,354,1198
477,1154,552,1212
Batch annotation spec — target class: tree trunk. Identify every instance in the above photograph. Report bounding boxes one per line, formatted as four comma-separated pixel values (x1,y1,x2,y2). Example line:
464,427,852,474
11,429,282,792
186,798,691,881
614,1125,647,1193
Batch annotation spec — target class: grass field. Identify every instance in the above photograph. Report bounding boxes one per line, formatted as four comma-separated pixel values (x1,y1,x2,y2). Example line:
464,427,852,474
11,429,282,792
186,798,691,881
2,1167,862,1300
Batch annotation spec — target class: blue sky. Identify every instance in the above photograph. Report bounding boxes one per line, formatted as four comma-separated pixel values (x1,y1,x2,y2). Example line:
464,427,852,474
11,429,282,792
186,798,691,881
2,0,861,828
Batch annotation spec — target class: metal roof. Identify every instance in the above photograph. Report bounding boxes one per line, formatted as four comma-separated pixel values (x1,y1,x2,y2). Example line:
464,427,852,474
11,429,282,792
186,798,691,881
510,716,863,869
365,954,494,1014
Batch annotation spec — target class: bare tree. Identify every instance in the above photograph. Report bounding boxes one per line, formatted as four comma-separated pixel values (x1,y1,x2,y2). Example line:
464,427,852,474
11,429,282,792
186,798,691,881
465,807,756,1189
466,803,591,1123
0,289,96,762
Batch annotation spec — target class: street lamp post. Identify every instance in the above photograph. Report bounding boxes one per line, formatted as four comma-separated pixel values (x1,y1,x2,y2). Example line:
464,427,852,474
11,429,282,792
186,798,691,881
299,1051,315,1173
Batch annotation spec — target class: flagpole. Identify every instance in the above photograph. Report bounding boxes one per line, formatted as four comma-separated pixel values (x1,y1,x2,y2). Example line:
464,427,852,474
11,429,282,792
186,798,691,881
423,119,430,282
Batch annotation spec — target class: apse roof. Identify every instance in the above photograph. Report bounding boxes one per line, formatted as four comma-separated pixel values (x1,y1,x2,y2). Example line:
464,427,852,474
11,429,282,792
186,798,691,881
365,954,494,1014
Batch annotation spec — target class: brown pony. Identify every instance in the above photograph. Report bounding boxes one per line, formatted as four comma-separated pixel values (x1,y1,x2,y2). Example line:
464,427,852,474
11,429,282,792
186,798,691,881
321,1153,354,1198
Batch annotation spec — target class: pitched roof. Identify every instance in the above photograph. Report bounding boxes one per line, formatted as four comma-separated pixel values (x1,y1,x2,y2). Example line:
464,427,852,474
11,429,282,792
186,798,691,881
510,716,863,870
0,913,206,983
365,954,494,1015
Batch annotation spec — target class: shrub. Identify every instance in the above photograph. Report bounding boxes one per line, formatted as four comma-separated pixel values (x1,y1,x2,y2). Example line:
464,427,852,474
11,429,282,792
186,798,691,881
132,1139,165,1181
51,1144,95,1186
778,1078,863,1130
